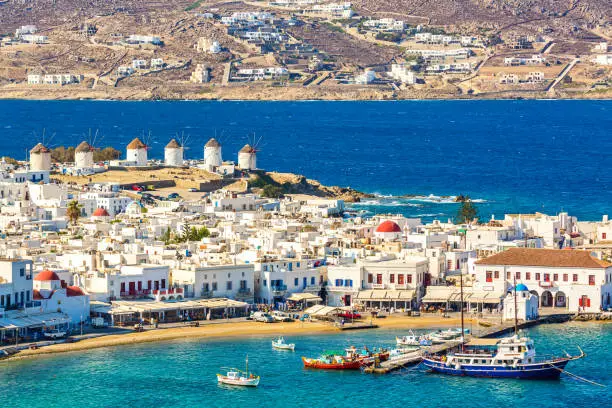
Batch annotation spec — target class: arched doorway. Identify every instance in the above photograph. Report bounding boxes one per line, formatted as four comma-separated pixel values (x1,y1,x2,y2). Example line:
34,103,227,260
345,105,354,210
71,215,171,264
541,291,553,307
530,290,539,305
555,291,567,308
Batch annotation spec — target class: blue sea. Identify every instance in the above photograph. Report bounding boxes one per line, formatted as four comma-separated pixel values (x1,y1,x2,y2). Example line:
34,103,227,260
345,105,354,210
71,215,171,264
0,100,610,222
1,323,610,408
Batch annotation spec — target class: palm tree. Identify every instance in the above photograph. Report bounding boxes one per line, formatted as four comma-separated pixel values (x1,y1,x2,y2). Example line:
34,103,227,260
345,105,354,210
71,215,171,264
66,200,82,225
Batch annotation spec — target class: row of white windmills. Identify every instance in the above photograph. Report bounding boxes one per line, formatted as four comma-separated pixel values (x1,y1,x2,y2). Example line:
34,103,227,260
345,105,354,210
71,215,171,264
27,136,259,172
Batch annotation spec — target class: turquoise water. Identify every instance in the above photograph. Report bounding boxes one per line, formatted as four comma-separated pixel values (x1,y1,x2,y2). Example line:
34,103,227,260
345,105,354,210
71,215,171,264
0,100,610,221
1,322,610,407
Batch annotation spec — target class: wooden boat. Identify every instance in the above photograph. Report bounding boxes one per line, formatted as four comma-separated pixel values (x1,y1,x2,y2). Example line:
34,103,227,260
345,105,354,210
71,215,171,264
302,356,364,370
217,355,260,387
272,336,295,351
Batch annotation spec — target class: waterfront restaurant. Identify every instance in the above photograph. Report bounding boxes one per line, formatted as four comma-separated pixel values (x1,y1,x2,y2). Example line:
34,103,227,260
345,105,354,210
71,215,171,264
107,298,249,325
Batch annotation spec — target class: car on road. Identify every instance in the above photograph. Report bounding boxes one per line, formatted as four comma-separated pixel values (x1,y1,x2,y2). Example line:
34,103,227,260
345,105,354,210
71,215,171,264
131,185,144,192
252,312,275,323
272,311,293,322
337,311,361,320
167,193,181,200
187,188,198,192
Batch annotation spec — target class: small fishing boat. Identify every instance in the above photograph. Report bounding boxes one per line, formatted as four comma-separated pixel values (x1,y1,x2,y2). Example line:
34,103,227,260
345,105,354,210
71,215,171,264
429,329,468,344
302,355,364,370
272,336,295,351
396,331,432,347
217,355,260,387
302,347,383,370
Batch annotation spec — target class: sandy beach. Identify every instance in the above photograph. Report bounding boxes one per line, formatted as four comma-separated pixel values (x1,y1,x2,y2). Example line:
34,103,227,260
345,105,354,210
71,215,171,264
4,315,473,361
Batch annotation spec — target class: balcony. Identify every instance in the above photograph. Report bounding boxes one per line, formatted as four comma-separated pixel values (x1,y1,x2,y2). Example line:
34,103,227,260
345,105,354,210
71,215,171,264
200,290,214,299
390,283,410,290
539,281,553,288
371,283,386,289
326,285,358,292
151,288,184,301
303,284,321,294
235,288,253,300
119,289,152,298
271,285,287,296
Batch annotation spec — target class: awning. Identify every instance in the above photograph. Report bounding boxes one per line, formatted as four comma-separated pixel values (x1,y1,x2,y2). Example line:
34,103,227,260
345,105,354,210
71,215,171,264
0,312,71,330
422,286,457,303
287,293,322,303
355,290,373,300
355,290,415,302
109,298,249,314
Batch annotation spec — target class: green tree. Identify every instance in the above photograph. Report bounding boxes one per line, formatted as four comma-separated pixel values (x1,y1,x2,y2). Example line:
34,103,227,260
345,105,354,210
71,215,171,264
262,184,283,198
456,195,478,224
161,227,172,244
93,147,121,161
66,200,82,225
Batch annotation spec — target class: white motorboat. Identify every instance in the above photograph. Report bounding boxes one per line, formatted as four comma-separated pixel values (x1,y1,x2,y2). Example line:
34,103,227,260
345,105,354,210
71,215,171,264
272,336,295,351
396,330,432,347
217,355,260,387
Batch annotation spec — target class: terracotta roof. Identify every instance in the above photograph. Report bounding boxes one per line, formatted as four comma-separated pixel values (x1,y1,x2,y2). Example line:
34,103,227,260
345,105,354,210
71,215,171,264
92,207,110,217
165,139,181,149
127,138,147,150
239,144,254,153
376,220,401,233
75,141,94,153
475,248,611,268
30,143,50,154
205,138,221,148
66,286,86,297
34,270,60,281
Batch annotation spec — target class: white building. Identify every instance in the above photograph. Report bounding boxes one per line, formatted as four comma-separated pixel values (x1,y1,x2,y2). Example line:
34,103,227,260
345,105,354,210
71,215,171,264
191,64,210,83
126,138,148,166
196,37,221,54
255,259,323,304
0,259,34,310
126,35,162,45
593,54,612,66
132,59,148,70
363,18,405,32
355,70,376,84
503,283,539,322
84,264,170,301
150,58,164,69
474,248,612,313
172,264,255,303
388,64,416,84
164,139,183,167
33,270,90,325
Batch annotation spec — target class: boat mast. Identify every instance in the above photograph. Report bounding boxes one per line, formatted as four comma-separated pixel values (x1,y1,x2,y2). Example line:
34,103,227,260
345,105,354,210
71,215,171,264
513,274,518,335
460,270,465,349
246,354,249,375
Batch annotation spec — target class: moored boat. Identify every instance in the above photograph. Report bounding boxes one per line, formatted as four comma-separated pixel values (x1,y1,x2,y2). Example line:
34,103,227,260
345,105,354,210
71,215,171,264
272,336,295,351
396,330,432,348
217,355,260,387
422,334,584,379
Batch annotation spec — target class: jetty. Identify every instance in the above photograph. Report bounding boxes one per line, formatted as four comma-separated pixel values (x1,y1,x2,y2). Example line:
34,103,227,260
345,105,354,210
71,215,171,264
363,314,572,374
